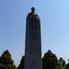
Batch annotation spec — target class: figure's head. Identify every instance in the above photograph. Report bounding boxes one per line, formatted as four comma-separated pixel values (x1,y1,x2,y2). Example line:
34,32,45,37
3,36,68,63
31,7,35,13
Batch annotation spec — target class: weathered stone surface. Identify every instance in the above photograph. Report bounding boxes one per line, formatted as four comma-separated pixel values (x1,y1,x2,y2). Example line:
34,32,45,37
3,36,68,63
25,7,42,69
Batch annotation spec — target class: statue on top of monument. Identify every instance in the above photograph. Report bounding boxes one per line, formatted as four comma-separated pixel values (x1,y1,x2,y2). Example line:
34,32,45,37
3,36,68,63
31,7,35,13
25,7,42,69
27,7,40,19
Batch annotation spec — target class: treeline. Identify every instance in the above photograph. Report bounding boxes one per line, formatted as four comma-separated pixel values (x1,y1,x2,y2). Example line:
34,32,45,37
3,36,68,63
0,50,69,69
0,50,16,69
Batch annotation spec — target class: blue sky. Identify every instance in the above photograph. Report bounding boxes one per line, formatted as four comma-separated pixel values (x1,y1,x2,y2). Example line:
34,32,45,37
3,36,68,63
0,0,69,66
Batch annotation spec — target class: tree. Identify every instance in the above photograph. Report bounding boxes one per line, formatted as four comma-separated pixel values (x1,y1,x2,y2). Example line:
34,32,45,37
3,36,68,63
42,50,63,69
59,57,66,67
17,56,24,69
65,63,69,69
65,59,69,69
0,50,16,69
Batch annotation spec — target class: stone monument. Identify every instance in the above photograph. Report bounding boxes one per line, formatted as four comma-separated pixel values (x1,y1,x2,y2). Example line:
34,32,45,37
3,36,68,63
25,7,42,69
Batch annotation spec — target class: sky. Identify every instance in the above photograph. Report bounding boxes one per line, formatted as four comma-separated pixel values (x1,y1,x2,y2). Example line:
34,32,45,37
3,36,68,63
0,0,69,66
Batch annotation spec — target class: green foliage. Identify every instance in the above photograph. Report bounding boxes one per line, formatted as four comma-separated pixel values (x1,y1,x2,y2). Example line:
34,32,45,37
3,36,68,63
0,49,67,69
65,63,69,69
42,50,64,69
17,56,24,69
17,50,66,69
17,50,65,69
59,57,66,67
0,50,16,69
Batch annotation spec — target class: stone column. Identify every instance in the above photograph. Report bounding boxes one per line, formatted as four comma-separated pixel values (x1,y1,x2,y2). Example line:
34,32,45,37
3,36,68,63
25,7,42,69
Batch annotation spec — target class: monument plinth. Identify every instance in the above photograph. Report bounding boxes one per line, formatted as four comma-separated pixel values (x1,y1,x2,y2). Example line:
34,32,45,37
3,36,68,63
25,7,42,69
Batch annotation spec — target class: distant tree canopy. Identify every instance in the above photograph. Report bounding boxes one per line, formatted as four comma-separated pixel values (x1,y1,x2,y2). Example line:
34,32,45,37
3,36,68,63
17,56,24,69
17,50,65,69
42,50,64,69
0,50,68,69
0,50,16,69
65,63,69,69
59,57,66,67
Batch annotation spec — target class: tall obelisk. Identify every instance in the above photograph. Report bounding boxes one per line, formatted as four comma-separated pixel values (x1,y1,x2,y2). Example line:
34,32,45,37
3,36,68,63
25,7,42,69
